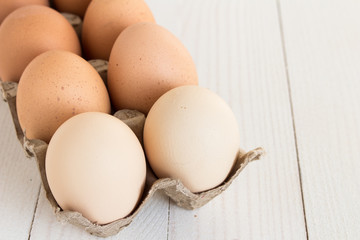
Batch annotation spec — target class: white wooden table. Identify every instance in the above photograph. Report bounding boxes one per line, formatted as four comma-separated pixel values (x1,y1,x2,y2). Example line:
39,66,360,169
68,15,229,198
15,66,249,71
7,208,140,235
1,0,360,239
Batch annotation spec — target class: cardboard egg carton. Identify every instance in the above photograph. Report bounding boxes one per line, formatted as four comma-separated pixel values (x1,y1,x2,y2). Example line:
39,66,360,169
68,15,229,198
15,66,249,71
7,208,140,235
0,73,264,237
0,13,264,238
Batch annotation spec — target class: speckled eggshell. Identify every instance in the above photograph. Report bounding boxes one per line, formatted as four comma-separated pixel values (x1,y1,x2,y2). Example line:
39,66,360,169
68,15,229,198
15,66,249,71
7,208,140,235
16,50,111,143
108,22,198,114
82,0,155,60
0,0,49,24
0,5,81,82
46,112,146,224
53,0,91,18
144,86,240,193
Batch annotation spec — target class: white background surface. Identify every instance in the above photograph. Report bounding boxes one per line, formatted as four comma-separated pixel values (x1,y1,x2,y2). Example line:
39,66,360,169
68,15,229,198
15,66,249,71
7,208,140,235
1,0,360,239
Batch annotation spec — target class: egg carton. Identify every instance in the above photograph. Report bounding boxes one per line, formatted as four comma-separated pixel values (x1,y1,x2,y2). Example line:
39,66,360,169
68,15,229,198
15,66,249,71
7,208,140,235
0,68,264,237
0,12,264,237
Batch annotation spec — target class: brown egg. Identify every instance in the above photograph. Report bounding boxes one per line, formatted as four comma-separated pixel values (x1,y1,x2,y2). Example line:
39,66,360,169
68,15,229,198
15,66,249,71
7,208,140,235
108,22,198,114
0,5,81,82
82,0,155,60
53,0,91,18
0,0,49,24
16,50,111,143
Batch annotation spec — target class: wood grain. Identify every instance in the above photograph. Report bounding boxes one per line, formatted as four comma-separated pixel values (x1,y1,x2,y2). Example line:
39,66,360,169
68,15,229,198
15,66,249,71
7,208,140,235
279,0,360,239
161,0,307,239
0,101,41,240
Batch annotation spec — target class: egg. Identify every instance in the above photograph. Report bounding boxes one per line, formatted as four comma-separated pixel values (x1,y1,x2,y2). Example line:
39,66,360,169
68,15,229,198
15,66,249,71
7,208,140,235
82,0,155,60
0,5,81,82
144,86,240,193
53,0,91,18
108,22,198,114
16,50,111,143
46,112,146,224
0,0,49,24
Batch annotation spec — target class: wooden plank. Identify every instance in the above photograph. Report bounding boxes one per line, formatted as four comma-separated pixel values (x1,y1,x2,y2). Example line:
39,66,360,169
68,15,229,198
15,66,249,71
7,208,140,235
164,0,307,239
279,0,360,239
0,101,41,239
29,188,169,240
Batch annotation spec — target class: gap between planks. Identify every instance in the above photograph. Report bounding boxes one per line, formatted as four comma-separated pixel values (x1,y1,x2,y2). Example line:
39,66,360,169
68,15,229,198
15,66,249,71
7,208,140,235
167,197,171,240
275,0,309,239
28,184,41,240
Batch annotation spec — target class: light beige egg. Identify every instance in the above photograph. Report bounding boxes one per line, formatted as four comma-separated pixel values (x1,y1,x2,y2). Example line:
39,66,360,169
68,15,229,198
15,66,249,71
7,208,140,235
0,5,81,82
16,50,110,143
82,0,155,60
53,0,91,18
0,0,49,24
46,112,146,224
108,22,198,114
144,86,240,193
